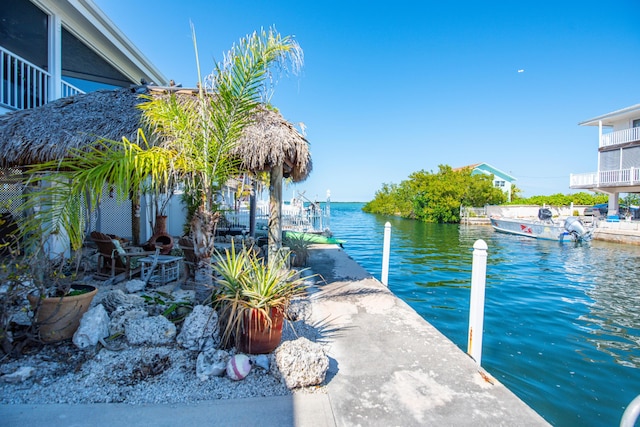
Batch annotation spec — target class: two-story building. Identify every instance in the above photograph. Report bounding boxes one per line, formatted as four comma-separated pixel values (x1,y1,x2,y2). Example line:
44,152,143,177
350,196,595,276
569,104,640,218
1,0,168,114
456,163,517,202
0,0,169,249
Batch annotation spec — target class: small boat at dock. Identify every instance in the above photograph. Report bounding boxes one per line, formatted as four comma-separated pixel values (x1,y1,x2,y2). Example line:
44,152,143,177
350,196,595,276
490,208,593,242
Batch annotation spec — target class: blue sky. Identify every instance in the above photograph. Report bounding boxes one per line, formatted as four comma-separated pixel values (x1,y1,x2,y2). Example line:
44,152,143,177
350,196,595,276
95,0,640,202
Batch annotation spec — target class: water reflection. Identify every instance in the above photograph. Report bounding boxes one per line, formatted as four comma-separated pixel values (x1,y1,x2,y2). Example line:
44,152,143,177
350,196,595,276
574,242,640,368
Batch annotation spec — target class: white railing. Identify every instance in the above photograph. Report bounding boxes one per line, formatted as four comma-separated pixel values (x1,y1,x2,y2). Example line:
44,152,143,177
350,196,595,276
570,172,598,188
61,80,83,98
0,46,84,111
601,127,640,148
220,203,330,234
1,46,49,110
570,168,640,188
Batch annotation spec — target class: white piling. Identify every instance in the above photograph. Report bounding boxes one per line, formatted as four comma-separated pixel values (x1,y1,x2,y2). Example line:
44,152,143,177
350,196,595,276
467,239,488,366
381,222,391,286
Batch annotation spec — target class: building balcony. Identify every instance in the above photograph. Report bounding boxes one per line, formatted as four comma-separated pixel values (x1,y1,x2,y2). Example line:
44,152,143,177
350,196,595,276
1,46,84,112
570,168,640,190
600,127,640,149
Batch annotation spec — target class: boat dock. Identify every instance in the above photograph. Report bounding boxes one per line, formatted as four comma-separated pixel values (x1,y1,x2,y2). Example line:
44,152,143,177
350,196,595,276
303,244,549,426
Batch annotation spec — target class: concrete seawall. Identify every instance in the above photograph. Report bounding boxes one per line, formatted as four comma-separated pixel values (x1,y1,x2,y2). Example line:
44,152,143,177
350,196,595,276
306,244,549,426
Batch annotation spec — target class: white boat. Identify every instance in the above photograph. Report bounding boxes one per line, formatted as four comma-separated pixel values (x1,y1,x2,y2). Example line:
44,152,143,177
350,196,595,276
490,208,593,242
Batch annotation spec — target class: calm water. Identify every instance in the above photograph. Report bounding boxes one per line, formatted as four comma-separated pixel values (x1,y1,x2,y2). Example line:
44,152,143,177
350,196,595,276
328,202,640,427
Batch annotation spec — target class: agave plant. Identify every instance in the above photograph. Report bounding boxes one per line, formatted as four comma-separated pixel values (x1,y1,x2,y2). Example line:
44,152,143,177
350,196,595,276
213,242,307,350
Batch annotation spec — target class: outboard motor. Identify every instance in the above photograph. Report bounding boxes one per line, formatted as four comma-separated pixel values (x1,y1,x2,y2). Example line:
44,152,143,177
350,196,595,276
538,208,553,221
564,217,591,241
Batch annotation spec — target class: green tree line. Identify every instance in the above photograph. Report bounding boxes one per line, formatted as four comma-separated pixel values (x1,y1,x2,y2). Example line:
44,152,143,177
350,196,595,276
363,165,609,223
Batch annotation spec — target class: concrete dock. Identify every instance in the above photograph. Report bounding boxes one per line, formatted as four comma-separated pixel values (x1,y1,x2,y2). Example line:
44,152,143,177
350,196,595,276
1,244,549,426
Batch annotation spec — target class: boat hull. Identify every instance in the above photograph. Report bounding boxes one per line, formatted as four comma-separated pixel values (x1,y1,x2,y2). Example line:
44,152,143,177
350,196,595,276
283,230,346,245
490,217,581,241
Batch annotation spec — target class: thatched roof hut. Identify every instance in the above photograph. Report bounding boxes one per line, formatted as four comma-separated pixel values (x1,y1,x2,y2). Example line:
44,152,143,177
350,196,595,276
234,106,311,182
0,86,148,168
0,86,312,181
0,86,312,251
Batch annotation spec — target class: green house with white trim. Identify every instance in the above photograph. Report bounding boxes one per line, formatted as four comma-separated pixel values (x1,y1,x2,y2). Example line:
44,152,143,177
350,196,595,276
456,163,517,202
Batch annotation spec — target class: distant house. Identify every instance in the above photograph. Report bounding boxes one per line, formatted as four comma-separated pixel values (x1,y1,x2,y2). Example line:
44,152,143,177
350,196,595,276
455,163,516,202
0,0,168,114
569,103,640,217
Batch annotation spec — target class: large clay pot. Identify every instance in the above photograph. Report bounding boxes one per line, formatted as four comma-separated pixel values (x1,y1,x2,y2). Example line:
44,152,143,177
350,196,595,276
27,284,98,343
237,307,284,354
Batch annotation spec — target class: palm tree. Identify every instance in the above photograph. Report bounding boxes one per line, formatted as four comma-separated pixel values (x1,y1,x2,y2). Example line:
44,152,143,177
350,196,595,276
20,27,303,283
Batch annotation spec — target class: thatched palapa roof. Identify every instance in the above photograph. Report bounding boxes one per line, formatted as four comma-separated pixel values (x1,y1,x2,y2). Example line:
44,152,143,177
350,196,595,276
0,87,148,168
0,86,312,182
234,106,311,181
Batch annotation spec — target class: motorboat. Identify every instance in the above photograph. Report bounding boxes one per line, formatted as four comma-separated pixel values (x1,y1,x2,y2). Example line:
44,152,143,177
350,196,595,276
490,208,593,242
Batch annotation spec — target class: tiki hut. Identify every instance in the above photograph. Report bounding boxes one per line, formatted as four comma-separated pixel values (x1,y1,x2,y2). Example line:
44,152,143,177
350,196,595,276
0,86,312,250
0,86,148,168
233,106,311,255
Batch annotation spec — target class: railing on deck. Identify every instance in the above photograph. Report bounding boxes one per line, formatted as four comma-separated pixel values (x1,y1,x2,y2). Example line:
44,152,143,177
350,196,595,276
460,206,488,224
601,127,640,148
1,46,84,111
570,168,640,188
221,203,330,234
61,80,83,98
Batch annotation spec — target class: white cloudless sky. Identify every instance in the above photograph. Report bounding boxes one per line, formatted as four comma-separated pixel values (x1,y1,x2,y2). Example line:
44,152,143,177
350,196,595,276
95,0,640,202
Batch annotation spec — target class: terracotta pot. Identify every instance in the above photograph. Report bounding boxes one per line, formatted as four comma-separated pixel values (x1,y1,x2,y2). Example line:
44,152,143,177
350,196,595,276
237,307,284,354
27,284,98,343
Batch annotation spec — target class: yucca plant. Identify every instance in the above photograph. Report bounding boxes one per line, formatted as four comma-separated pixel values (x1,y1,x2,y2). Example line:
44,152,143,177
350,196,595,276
213,242,307,353
282,232,313,266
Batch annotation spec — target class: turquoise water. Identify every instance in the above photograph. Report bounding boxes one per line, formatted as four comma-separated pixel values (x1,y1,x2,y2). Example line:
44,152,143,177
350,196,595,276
328,202,640,426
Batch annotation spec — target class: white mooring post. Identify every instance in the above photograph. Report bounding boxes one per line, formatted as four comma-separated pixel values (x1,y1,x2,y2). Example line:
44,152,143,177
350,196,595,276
467,239,488,366
381,222,391,286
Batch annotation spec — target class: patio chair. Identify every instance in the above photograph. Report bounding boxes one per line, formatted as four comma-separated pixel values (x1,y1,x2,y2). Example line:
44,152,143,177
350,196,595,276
90,231,156,283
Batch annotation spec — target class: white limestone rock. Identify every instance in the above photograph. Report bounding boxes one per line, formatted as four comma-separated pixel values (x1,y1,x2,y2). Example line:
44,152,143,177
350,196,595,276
271,337,328,388
1,366,35,383
125,315,176,345
125,279,146,293
176,305,219,351
196,349,230,381
73,304,110,349
99,289,146,313
109,308,148,335
253,354,270,370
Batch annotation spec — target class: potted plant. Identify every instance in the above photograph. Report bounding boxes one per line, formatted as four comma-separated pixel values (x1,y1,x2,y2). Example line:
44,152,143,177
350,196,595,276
24,250,97,343
213,242,307,354
282,232,312,267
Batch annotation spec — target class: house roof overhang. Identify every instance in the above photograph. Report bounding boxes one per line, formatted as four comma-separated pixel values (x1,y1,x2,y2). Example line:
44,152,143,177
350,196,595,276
579,103,640,127
31,0,168,86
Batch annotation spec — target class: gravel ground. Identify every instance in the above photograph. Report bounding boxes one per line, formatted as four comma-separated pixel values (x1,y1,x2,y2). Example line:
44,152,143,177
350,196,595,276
0,280,324,404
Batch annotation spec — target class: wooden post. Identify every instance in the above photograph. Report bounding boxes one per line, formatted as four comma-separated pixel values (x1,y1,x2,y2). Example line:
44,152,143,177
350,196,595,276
268,164,283,261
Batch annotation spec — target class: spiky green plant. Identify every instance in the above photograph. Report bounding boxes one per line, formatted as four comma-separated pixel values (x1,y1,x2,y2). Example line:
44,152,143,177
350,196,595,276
213,242,307,349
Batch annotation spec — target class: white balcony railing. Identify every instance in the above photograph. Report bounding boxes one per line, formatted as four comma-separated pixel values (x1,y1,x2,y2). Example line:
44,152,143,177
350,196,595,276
601,127,640,148
61,80,84,99
570,168,640,188
1,46,84,111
